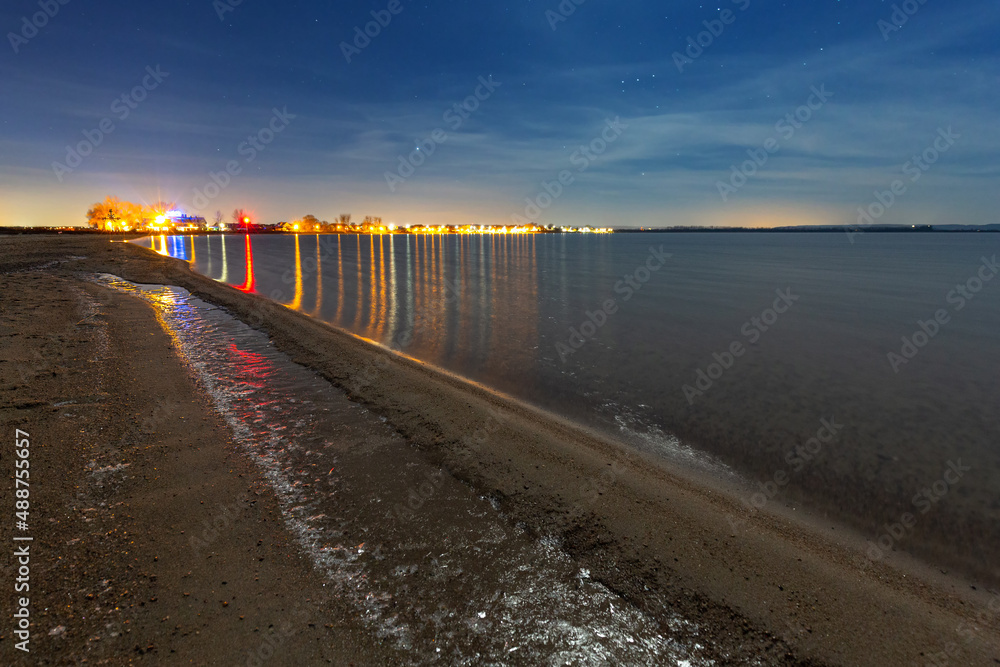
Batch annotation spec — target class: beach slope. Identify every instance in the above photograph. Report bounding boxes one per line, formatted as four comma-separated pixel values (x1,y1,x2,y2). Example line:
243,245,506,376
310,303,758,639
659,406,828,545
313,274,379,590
2,234,998,666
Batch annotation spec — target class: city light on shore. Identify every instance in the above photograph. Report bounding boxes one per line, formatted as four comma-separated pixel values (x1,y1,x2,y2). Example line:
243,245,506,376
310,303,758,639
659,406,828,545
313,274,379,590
84,196,614,235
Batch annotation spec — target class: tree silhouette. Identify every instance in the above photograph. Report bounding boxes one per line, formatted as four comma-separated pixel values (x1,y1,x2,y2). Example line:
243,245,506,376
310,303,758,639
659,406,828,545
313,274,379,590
86,196,146,231
151,201,177,215
232,209,251,228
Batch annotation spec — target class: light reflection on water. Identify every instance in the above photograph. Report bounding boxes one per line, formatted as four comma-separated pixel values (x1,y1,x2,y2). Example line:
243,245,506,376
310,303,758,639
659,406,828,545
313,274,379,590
132,233,1000,581
93,273,710,666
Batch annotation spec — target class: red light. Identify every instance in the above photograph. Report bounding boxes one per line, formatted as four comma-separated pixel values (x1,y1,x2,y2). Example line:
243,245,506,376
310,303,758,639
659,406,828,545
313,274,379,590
243,217,250,223
228,343,267,384
237,234,255,293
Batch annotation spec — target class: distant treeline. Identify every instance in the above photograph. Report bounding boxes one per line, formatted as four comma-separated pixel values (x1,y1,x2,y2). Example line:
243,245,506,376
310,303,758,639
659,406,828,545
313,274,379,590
615,225,998,233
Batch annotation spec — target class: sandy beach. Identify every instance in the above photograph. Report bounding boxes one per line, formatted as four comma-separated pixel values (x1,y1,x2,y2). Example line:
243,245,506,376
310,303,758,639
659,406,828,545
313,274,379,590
2,233,999,666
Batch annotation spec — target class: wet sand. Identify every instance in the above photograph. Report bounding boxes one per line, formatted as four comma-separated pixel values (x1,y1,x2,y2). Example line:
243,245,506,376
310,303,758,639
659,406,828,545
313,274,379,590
0,262,394,664
2,234,999,666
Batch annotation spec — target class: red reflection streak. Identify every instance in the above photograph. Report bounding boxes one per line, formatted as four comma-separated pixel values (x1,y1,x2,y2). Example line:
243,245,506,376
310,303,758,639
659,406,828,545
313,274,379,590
236,234,255,292
228,343,268,387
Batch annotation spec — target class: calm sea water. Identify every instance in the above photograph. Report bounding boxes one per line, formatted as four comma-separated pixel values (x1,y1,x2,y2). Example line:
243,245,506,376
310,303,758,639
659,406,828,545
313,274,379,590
134,232,1000,582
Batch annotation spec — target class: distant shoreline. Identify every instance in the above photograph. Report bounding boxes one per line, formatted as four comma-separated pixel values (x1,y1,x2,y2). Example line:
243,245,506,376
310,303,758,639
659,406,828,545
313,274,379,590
1,225,998,235
617,225,1000,233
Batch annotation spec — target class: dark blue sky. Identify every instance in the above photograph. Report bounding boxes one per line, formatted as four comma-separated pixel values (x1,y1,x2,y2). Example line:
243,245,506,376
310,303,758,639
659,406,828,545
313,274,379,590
2,0,997,227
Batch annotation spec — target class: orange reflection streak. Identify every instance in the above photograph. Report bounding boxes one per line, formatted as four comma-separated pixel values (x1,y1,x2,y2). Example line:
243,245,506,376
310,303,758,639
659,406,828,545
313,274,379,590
375,234,388,340
501,233,507,279
353,235,363,328
157,235,168,256
367,234,377,332
426,235,439,355
289,234,303,310
312,235,323,316
403,235,414,343
526,234,540,366
513,234,519,278
368,236,377,334
371,235,380,336
335,236,344,323
371,234,382,339
414,235,423,315
472,236,490,358
220,235,229,282
189,235,196,264
429,234,437,309
500,234,540,376
530,235,538,292
419,234,427,314
431,234,440,304
236,234,255,293
456,235,471,366
375,234,384,335
478,236,487,339
388,234,398,339
439,234,446,292
486,235,498,352
492,234,499,293
558,233,568,314
433,235,449,357
409,235,422,348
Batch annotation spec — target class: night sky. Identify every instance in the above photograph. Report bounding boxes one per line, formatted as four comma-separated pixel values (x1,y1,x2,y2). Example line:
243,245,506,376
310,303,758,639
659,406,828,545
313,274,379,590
2,0,997,228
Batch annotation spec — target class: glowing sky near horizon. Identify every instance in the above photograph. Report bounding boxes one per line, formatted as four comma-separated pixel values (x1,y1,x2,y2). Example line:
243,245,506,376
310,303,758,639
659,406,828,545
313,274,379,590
1,0,998,228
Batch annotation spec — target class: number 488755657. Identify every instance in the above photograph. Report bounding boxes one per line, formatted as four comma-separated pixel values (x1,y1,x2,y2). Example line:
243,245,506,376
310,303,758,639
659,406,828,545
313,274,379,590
14,430,30,521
